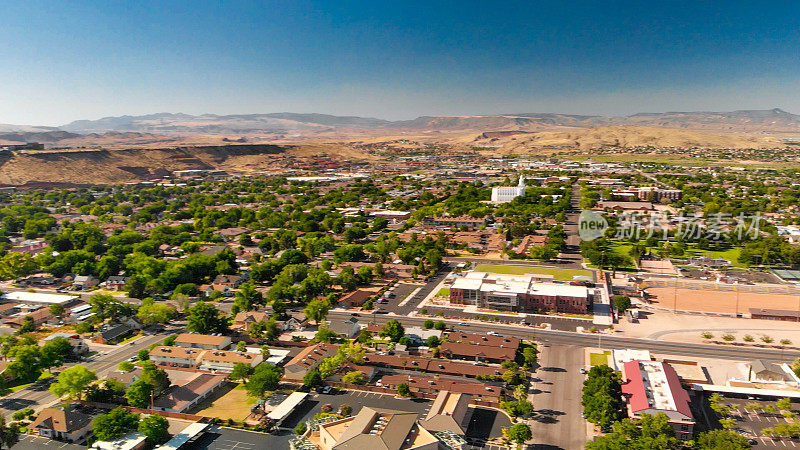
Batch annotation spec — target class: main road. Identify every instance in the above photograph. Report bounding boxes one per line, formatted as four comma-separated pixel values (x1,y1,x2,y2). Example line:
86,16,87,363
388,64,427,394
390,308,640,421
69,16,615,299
329,310,800,362
0,332,168,417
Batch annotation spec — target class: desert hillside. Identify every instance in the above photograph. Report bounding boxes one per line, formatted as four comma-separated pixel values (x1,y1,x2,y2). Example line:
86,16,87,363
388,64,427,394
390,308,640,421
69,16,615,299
0,143,376,186
471,126,784,153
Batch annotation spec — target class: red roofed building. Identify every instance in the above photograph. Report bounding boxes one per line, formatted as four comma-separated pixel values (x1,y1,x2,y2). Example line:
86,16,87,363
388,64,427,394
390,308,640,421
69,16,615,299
621,360,695,440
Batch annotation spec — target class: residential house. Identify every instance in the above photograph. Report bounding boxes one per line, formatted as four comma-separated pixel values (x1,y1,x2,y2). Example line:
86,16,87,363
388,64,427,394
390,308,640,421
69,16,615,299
149,346,202,368
419,391,472,434
197,349,263,372
284,343,339,381
72,275,99,290
380,374,503,403
29,405,92,443
152,373,227,413
174,333,232,350
327,317,360,339
43,332,88,355
105,276,129,291
92,323,136,344
317,406,439,450
233,311,270,331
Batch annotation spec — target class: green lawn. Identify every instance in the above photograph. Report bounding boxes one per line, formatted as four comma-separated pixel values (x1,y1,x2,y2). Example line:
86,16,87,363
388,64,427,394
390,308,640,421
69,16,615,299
589,351,610,367
435,288,450,297
684,246,744,268
474,264,592,281
6,370,53,393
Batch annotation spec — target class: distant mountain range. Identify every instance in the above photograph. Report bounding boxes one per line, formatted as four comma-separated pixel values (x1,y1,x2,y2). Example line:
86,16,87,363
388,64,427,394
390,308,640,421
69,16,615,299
1,108,799,143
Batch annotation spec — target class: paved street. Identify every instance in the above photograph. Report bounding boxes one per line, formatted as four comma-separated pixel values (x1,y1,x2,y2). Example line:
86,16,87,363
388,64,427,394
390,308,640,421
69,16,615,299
530,344,586,449
0,332,167,417
327,310,800,362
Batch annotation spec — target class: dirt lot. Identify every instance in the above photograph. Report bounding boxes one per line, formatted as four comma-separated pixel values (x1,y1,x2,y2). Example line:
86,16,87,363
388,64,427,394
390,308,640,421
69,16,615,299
647,287,800,315
193,383,254,421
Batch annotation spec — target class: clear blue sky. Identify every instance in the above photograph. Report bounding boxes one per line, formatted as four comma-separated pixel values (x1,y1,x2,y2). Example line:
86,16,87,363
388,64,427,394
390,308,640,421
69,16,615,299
2,1,800,125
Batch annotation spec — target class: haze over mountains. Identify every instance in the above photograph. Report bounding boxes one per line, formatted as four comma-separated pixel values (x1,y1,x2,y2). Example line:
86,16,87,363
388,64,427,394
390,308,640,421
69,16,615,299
2,108,800,144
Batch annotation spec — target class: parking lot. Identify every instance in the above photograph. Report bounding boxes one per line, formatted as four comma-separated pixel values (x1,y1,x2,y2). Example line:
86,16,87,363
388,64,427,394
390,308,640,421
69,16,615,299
188,425,285,450
725,398,800,449
12,435,84,450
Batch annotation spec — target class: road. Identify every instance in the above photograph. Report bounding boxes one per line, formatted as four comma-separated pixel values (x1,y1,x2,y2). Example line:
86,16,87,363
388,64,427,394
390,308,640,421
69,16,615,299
530,344,586,449
328,310,800,362
0,332,168,417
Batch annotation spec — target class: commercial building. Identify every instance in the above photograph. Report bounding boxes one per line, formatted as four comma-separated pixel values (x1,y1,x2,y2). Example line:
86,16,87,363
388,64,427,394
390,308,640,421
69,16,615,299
621,361,695,440
611,187,682,202
449,271,591,314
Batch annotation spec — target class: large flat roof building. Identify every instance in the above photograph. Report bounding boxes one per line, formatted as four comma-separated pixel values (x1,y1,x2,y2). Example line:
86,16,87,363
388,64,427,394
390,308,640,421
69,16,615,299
621,360,695,440
449,271,591,314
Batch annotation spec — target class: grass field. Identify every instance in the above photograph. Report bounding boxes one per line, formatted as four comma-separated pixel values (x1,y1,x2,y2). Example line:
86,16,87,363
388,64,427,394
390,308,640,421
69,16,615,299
474,264,591,281
194,383,255,421
435,288,450,297
589,351,610,367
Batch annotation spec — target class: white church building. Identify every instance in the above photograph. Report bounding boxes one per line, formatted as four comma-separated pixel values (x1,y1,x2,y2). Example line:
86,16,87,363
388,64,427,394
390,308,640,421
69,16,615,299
491,175,526,203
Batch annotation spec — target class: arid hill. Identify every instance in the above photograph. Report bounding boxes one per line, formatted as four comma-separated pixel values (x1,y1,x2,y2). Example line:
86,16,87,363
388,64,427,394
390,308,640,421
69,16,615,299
470,126,785,153
0,143,375,186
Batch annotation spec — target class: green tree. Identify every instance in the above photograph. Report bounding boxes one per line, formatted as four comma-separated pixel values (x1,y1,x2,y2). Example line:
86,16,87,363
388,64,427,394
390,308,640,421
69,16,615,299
126,380,154,408
612,295,632,313
137,349,150,361
118,361,135,372
49,365,97,400
426,336,440,347
379,319,405,342
186,301,229,334
246,364,282,399
423,319,434,329
397,382,411,397
39,336,73,369
586,413,679,450
0,416,19,449
302,368,323,389
137,298,176,324
581,365,624,431
342,370,366,385
92,407,140,442
695,429,752,449
303,299,330,325
434,321,446,331
138,414,169,445
140,361,170,396
231,282,263,314
231,362,254,385
507,423,532,446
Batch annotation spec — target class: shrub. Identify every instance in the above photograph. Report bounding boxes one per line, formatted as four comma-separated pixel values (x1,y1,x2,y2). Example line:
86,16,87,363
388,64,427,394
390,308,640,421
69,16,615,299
701,332,713,340
743,335,754,342
294,422,307,436
721,334,735,342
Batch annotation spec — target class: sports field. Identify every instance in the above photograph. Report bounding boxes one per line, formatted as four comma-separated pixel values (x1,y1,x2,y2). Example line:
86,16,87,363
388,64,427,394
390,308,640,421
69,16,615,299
648,287,800,315
474,264,592,281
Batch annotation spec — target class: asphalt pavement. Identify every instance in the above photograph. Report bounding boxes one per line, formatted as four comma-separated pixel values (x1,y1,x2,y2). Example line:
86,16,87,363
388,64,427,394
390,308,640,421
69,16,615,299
0,332,168,418
530,344,586,449
327,310,800,362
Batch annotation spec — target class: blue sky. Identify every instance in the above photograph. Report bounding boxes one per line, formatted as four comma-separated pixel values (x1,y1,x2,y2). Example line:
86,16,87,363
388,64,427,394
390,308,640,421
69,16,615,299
2,1,800,125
